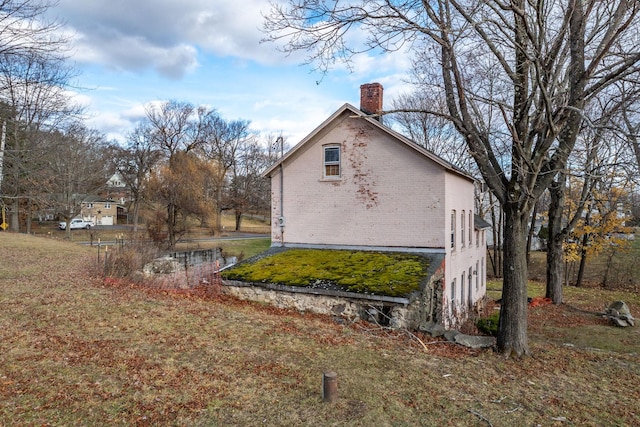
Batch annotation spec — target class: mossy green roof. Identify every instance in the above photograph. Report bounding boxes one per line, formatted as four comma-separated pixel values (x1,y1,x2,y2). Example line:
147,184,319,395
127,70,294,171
221,248,430,298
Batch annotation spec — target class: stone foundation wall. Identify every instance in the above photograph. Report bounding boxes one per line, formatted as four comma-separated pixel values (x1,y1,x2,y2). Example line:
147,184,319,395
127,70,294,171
223,280,425,329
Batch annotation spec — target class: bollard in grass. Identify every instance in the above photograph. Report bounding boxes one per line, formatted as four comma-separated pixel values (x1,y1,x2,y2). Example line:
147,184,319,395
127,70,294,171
322,371,338,403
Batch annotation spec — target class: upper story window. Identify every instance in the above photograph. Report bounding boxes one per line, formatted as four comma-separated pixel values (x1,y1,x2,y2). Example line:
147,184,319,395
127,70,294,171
469,211,473,246
461,210,466,247
323,145,341,178
451,210,456,249
86,203,94,208
105,203,112,209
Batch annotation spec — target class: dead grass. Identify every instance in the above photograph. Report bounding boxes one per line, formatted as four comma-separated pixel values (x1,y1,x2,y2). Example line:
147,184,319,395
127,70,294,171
1,233,639,426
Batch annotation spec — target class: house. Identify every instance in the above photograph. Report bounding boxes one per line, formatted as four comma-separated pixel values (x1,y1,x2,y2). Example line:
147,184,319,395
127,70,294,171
262,83,488,328
105,171,131,205
79,196,119,226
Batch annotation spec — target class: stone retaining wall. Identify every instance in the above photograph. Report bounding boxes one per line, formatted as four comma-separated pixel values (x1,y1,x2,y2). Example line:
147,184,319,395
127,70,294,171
223,280,430,329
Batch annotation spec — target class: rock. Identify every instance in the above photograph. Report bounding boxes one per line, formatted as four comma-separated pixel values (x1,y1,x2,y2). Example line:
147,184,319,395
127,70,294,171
610,317,630,328
332,316,346,325
454,333,496,349
443,330,460,342
605,301,635,328
608,301,632,316
143,256,184,276
420,321,446,337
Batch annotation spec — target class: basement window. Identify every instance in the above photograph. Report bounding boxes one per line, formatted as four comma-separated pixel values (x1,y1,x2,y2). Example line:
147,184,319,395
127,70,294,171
323,145,341,178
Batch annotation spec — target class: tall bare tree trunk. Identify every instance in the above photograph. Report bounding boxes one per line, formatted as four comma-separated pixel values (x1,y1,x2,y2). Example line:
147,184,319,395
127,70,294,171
215,184,223,235
26,198,32,234
235,209,242,231
575,208,592,287
167,203,177,250
489,193,503,277
546,178,565,303
526,202,538,265
498,201,530,357
132,200,140,234
10,199,19,232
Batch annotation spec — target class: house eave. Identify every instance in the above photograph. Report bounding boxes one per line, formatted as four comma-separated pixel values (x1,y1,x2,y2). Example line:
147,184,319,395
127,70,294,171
262,103,476,183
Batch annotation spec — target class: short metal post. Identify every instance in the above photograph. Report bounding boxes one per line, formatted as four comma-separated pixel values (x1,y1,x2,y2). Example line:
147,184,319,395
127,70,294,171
322,371,338,403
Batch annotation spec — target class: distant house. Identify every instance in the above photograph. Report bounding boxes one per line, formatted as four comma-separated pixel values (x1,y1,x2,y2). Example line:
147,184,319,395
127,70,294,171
105,172,131,205
263,83,488,327
80,196,119,226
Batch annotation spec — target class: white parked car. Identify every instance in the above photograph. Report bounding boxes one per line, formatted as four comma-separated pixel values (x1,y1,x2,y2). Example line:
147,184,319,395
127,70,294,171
59,218,95,230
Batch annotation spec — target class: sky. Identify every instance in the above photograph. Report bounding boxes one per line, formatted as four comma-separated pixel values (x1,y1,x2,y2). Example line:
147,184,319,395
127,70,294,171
47,0,414,146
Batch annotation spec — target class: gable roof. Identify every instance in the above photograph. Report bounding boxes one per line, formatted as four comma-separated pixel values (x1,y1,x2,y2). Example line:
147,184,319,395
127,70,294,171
263,103,475,182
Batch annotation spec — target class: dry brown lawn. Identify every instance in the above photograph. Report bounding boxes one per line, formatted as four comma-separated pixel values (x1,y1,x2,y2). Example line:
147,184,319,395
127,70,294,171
1,233,639,426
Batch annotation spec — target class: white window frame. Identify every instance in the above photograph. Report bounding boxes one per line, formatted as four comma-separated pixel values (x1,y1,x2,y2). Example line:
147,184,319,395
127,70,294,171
323,145,341,178
461,210,465,248
451,210,456,250
469,211,473,246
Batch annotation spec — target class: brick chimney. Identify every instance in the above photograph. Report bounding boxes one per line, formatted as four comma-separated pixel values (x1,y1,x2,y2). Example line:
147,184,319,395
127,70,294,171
360,83,383,120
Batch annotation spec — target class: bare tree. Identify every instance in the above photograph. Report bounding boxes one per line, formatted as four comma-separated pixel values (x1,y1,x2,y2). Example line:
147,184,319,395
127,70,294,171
226,136,272,231
0,0,79,232
620,83,640,179
111,123,162,234
40,123,110,239
197,111,253,233
0,0,68,61
263,0,640,357
145,151,215,249
391,91,471,169
142,100,206,247
146,100,202,158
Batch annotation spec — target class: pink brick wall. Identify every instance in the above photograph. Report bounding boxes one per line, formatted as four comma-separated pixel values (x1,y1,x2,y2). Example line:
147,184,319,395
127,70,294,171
271,113,447,248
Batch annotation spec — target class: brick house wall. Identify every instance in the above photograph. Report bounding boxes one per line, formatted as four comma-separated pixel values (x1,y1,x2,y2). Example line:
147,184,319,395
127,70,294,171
264,84,487,328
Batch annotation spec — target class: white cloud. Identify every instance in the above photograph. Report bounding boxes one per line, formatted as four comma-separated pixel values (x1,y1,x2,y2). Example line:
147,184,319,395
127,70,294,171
53,0,289,77
46,0,414,144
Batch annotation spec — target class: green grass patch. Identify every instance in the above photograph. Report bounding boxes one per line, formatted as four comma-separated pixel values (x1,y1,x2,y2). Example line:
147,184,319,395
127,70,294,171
173,237,271,260
217,238,271,260
222,249,429,297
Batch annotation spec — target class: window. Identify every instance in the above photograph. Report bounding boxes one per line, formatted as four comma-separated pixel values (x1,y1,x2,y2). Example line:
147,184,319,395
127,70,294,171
461,210,465,247
461,273,465,303
468,267,473,306
87,203,94,208
469,211,473,246
451,279,456,301
476,261,479,290
323,145,340,177
451,210,456,249
105,203,111,209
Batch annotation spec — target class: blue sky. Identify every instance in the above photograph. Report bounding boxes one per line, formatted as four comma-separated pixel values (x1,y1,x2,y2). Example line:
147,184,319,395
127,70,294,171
49,0,413,145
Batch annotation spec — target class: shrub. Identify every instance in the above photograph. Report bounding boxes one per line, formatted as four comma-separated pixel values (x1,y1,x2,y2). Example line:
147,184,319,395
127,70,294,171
476,311,500,336
103,242,162,279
